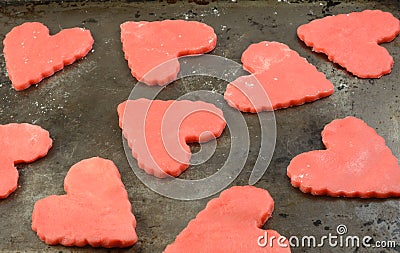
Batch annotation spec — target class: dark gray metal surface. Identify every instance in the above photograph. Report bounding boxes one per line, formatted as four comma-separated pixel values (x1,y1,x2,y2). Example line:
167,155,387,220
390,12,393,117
0,1,399,252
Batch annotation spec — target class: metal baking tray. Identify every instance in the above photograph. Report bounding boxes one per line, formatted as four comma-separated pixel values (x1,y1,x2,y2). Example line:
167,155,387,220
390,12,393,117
0,0,399,252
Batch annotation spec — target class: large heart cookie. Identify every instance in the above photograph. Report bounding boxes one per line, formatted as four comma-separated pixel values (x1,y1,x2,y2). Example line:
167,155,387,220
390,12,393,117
164,186,291,253
117,99,226,178
3,22,94,90
32,157,138,248
120,20,217,85
287,116,400,198
224,41,334,112
297,10,400,78
0,123,52,199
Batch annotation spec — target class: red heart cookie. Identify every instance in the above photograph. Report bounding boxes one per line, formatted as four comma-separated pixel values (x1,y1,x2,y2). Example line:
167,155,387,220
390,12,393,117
224,41,334,112
297,10,400,78
117,99,226,178
287,116,400,198
32,157,138,248
164,186,291,253
120,20,217,85
3,22,94,91
0,123,52,199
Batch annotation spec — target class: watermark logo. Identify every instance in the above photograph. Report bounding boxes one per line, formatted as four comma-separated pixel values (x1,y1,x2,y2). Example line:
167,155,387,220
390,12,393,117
257,224,399,249
122,55,276,200
336,224,347,235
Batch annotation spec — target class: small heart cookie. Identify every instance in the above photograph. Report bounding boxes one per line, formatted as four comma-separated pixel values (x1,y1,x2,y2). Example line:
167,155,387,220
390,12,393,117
118,99,226,178
298,10,400,78
3,22,94,90
287,116,400,198
120,20,217,85
164,186,291,253
224,41,334,112
32,157,137,248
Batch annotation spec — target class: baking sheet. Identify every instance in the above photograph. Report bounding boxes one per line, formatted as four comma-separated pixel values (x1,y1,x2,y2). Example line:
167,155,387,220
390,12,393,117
0,0,399,252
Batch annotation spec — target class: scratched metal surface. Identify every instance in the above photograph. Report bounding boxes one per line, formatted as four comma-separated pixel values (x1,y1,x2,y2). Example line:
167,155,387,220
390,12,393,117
0,1,399,252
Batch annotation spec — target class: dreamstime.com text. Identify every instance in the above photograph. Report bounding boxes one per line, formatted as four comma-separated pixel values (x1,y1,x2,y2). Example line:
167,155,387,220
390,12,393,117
257,225,399,249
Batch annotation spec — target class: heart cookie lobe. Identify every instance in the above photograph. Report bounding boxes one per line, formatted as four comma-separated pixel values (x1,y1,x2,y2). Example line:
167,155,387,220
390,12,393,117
3,22,94,90
32,157,138,248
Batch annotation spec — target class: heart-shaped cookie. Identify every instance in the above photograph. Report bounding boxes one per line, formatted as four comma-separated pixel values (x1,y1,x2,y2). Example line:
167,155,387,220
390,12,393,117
32,157,138,248
297,10,400,78
117,99,226,178
0,123,52,199
3,22,94,91
224,41,334,112
287,116,400,198
164,186,291,253
120,20,217,85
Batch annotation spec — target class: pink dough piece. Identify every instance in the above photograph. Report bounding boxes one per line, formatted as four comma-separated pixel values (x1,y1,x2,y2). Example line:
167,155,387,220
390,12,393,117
287,116,400,198
224,41,334,112
0,123,52,199
32,157,138,248
120,20,217,85
3,22,94,90
297,10,400,78
164,186,291,253
117,99,226,178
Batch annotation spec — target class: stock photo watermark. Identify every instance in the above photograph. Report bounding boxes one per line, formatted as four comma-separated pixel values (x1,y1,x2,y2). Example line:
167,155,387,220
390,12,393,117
257,224,399,249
